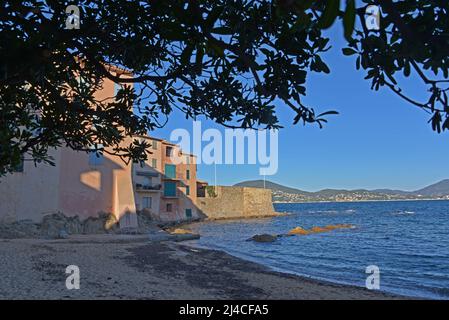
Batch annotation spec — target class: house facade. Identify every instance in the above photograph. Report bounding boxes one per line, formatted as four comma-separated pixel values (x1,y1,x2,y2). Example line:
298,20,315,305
132,136,200,223
0,66,202,227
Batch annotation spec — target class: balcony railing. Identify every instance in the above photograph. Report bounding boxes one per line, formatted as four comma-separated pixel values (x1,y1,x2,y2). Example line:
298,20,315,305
135,183,162,191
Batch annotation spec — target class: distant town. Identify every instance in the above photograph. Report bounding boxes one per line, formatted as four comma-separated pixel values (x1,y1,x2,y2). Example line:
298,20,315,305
235,179,449,203
271,190,449,203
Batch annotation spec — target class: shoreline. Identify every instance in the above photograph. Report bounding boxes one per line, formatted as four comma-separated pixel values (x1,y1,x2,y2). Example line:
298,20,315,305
180,217,423,300
183,241,414,299
0,236,410,299
273,198,449,204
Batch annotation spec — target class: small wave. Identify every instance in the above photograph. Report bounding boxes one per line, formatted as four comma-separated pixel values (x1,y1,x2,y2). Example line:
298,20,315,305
413,284,449,299
308,210,339,214
308,209,356,214
391,211,415,215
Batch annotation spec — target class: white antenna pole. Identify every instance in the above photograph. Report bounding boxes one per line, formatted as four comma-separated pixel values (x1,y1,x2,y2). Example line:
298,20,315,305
214,162,217,189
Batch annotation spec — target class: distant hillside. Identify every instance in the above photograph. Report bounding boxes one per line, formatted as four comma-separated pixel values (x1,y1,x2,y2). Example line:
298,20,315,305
234,179,449,203
371,189,412,195
413,179,449,196
234,180,311,195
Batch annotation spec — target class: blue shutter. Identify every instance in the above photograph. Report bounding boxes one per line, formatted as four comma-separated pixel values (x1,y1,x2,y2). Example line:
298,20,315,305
164,181,177,197
165,164,176,179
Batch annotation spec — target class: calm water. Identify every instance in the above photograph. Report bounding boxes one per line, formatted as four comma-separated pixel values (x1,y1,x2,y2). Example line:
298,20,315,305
189,200,449,299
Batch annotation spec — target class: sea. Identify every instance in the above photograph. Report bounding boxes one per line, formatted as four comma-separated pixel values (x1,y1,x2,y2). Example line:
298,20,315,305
189,200,449,299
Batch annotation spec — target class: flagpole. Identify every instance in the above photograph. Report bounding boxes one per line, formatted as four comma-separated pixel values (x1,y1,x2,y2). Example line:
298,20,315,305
214,162,217,190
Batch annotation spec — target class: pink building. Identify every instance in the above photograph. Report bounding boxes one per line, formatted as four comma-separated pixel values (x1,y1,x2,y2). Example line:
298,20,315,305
0,67,203,227
131,136,201,223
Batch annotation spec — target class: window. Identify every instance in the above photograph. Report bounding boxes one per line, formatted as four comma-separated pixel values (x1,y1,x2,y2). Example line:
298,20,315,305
186,186,190,196
166,146,173,157
166,203,173,212
165,164,176,179
164,181,177,197
186,169,190,180
88,145,104,166
151,158,157,168
152,140,158,150
142,197,152,209
185,209,192,218
186,156,190,164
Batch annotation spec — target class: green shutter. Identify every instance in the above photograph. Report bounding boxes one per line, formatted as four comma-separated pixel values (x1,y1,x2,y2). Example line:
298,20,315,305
185,209,192,218
165,164,176,179
164,181,177,197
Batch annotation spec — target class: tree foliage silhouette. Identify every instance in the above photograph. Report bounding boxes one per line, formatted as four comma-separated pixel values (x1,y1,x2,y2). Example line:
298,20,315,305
1,0,448,175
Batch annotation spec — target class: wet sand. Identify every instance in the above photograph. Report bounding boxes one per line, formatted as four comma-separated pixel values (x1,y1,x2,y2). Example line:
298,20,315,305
0,236,405,299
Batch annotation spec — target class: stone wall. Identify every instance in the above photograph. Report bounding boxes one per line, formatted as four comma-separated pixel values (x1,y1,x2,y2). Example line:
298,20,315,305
197,186,276,220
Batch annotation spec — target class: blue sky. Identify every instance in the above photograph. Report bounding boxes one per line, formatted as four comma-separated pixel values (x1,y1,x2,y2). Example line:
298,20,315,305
150,24,449,192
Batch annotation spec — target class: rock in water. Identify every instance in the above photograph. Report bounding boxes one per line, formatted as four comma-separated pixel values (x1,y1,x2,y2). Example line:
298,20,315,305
248,234,277,242
169,228,194,235
309,226,329,233
288,227,310,235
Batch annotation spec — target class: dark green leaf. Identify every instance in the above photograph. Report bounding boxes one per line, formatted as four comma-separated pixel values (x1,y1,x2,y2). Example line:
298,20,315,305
211,26,233,35
318,0,340,29
342,48,357,56
343,0,356,41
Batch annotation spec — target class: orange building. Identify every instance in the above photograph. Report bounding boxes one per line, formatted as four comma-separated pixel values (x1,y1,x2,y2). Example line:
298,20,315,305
0,66,203,227
131,136,200,223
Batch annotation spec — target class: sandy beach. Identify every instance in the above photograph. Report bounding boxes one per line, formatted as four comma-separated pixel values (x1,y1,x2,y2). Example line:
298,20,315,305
0,235,403,300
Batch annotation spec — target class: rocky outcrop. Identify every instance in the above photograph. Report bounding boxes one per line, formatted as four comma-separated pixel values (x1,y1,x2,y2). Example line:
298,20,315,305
0,220,40,239
0,211,196,240
248,224,355,243
168,228,195,235
287,224,355,236
40,213,84,238
40,212,120,238
310,226,328,233
247,234,278,242
148,229,200,242
0,212,121,239
288,226,310,235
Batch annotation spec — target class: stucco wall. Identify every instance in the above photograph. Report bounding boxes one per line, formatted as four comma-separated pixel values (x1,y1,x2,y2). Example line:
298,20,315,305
197,186,275,220
0,148,62,222
57,136,138,228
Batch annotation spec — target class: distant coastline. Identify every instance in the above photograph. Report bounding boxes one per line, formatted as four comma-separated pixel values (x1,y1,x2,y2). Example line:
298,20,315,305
235,179,449,204
272,198,449,204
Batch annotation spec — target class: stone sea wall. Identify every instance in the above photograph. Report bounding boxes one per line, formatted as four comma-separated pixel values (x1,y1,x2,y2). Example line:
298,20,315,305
197,186,277,220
